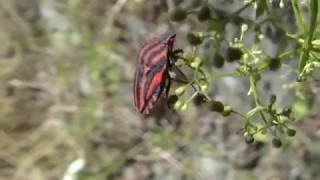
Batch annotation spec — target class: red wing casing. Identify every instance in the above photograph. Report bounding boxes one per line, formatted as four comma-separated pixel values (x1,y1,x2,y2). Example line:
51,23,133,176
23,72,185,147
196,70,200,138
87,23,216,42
133,34,176,114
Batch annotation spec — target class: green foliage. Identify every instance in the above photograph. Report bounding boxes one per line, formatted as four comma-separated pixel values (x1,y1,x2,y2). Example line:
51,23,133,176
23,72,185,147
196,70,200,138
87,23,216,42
169,0,320,147
291,0,319,76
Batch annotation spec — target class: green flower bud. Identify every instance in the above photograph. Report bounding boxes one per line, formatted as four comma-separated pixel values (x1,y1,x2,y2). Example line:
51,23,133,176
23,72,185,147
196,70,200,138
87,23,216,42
198,79,208,91
200,83,208,92
272,138,282,148
269,57,281,71
245,135,254,144
191,0,202,8
296,75,306,82
210,100,224,113
170,8,187,22
231,16,244,26
213,53,224,68
193,93,207,106
190,57,202,69
286,128,296,137
253,73,261,82
281,107,292,117
181,102,189,111
226,47,243,62
269,94,277,104
168,95,178,106
187,32,202,45
197,6,211,21
174,100,183,110
174,100,188,111
175,85,187,96
222,106,232,116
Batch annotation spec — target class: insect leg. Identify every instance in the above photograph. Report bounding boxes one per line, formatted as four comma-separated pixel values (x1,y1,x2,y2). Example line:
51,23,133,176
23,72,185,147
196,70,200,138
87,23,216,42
172,49,184,55
173,55,207,78
170,66,198,92
166,79,171,105
171,49,184,61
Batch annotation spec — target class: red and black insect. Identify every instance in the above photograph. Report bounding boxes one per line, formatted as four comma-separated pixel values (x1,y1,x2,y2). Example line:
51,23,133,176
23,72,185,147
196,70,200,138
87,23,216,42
133,33,181,114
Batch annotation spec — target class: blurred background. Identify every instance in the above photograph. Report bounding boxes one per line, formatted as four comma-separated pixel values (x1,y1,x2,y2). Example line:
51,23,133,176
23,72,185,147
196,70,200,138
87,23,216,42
0,0,319,179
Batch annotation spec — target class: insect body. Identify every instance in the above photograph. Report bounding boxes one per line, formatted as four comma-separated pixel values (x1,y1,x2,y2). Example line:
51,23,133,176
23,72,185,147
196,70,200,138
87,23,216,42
133,34,177,114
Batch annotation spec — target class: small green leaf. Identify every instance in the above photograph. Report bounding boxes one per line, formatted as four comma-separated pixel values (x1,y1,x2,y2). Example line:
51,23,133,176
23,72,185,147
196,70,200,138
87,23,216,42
298,0,318,72
291,0,305,34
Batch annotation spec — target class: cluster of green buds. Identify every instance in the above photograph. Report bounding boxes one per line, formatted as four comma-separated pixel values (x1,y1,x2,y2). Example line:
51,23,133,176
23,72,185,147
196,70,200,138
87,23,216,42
298,61,320,81
241,93,296,147
168,92,233,117
166,0,307,148
170,4,212,22
167,52,232,117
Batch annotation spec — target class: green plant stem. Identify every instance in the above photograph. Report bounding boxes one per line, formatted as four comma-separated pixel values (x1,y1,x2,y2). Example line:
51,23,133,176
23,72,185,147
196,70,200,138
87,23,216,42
230,0,255,18
290,0,306,34
216,0,255,24
249,76,269,127
209,71,242,80
298,0,318,72
232,109,248,120
249,76,260,105
186,91,199,104
256,49,295,72
256,17,273,27
263,0,287,33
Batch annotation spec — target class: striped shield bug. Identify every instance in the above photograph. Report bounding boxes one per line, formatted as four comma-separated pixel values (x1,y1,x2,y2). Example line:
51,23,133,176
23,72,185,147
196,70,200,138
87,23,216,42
133,33,181,114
